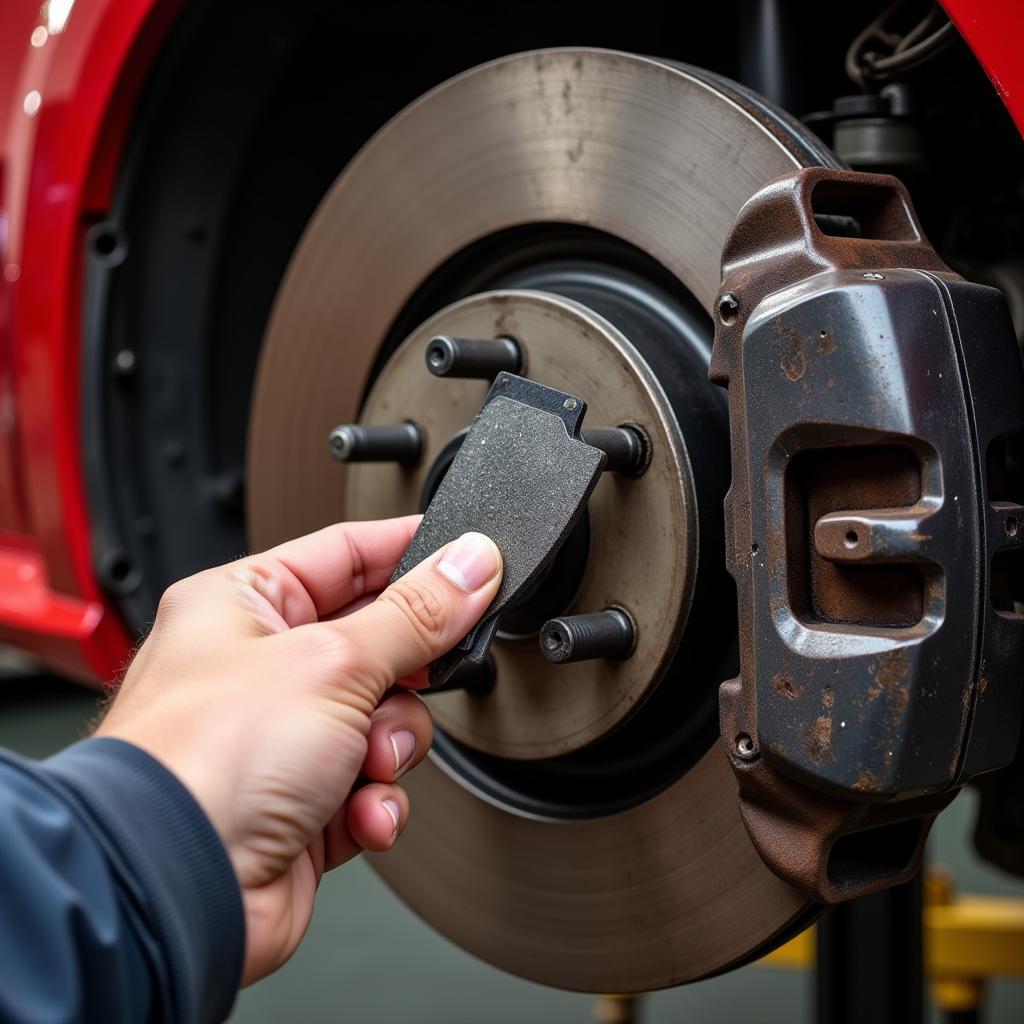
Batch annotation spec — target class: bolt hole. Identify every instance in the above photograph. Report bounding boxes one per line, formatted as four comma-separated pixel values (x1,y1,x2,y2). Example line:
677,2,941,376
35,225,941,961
93,233,118,256
1007,517,1019,539
89,223,128,266
717,292,739,326
107,557,132,584
735,733,758,760
99,549,140,596
844,530,859,548
819,330,827,339
751,543,759,554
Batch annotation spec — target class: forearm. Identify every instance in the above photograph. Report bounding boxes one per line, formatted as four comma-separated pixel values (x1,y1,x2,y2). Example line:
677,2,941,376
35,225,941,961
0,739,243,1024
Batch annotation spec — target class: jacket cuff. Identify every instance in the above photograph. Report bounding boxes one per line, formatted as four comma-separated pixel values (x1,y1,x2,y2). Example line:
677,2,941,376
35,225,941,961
42,737,244,1024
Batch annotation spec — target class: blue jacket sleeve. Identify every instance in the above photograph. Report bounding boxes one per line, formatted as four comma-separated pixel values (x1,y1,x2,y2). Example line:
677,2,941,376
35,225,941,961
0,737,244,1024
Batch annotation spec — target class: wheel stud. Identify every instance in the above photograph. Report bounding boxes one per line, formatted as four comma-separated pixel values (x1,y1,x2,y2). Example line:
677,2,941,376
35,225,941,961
582,426,649,477
328,422,422,465
425,335,522,379
539,608,636,664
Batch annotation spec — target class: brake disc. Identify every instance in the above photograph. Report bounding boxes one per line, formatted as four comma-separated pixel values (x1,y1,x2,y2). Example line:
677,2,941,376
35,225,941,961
248,49,839,990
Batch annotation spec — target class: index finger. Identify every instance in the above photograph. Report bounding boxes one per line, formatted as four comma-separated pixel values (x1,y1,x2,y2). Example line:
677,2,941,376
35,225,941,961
265,515,421,618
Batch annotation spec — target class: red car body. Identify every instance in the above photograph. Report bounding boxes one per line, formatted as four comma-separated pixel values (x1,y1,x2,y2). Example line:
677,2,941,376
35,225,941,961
0,0,1020,685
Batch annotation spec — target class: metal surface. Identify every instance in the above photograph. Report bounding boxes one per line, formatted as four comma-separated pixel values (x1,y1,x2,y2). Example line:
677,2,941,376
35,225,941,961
941,0,1024,134
973,731,1024,877
328,422,422,465
580,427,648,477
425,335,522,379
711,167,1024,901
815,875,924,1024
348,290,693,760
247,49,832,989
539,608,636,664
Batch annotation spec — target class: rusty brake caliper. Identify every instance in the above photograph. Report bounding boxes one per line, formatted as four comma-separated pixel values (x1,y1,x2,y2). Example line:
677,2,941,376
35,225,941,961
711,167,1024,901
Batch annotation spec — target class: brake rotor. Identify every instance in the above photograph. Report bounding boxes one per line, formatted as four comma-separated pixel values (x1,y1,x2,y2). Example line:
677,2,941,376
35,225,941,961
248,48,838,991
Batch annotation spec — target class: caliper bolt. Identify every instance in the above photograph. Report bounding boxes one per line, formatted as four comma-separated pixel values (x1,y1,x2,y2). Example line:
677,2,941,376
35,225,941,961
425,335,522,379
539,608,636,664
328,422,422,465
582,426,650,477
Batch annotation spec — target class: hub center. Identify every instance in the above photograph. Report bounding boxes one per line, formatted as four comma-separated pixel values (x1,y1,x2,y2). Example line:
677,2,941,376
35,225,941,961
344,289,696,760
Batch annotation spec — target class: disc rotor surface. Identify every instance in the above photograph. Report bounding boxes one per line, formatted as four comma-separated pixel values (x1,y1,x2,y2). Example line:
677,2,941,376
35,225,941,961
248,48,832,990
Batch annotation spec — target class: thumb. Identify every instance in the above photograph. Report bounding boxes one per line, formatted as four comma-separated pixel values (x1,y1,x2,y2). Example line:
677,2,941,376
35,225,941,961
325,531,502,697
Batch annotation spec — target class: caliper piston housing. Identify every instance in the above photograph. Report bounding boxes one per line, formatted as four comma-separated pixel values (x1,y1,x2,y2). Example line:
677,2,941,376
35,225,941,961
711,167,1024,901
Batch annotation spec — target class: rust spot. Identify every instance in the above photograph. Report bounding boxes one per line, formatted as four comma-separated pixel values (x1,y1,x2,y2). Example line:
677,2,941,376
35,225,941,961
852,768,882,792
780,329,806,381
959,682,972,724
877,649,909,686
772,672,803,700
807,715,837,763
822,685,834,710
868,649,910,710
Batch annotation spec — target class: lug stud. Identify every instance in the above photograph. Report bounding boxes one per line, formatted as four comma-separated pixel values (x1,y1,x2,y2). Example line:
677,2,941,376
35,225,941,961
425,335,522,379
328,422,422,465
539,608,636,664
582,426,649,477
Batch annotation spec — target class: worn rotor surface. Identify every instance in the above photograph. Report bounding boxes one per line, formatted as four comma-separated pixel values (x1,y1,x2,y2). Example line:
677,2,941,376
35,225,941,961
248,49,835,990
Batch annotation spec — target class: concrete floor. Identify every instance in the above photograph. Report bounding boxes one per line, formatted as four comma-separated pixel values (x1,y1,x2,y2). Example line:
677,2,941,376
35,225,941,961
2,672,1022,1023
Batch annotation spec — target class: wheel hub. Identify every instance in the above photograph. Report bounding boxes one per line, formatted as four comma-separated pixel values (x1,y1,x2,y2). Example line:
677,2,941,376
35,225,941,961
348,288,697,760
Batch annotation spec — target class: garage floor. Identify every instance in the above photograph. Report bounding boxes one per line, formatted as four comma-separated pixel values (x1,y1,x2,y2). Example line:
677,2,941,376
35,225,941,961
2,670,1022,1023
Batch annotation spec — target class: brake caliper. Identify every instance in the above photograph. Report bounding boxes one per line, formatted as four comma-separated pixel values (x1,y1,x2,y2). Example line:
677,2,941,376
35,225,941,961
711,167,1024,901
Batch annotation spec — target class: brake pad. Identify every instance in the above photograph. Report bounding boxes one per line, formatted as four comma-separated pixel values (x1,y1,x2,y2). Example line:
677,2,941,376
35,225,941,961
390,372,606,690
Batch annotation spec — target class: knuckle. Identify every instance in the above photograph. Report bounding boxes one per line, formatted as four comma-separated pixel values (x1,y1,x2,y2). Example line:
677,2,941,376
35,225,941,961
156,577,191,619
381,578,448,643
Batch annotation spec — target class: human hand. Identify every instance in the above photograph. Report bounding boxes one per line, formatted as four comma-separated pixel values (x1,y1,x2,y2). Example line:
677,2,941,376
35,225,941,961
96,517,502,984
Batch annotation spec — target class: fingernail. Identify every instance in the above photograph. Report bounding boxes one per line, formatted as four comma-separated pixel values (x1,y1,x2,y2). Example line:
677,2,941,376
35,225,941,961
437,532,500,592
382,798,402,837
390,729,417,775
